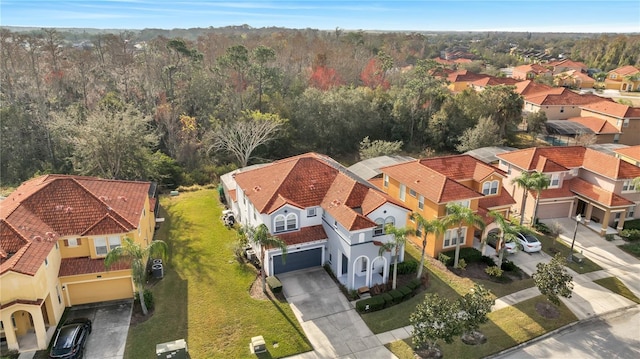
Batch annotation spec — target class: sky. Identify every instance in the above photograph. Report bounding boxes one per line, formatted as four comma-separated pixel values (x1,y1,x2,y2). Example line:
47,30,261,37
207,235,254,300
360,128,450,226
1,0,639,33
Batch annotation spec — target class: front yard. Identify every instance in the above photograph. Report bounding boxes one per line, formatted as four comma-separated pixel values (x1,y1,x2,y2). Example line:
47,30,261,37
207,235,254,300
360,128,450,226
124,189,311,358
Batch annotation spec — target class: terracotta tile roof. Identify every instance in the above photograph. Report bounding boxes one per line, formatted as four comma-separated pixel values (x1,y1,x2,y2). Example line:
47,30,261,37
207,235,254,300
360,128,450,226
539,179,575,199
0,175,151,276
368,177,384,189
513,64,551,76
478,186,516,210
514,80,557,97
609,65,640,76
418,154,504,182
582,148,640,179
228,189,237,202
496,146,586,171
275,225,327,246
381,160,482,204
614,145,640,162
524,89,604,106
534,156,567,172
470,76,519,87
570,178,633,207
59,256,130,277
547,59,587,69
234,153,408,231
447,70,488,83
581,101,640,118
567,117,621,134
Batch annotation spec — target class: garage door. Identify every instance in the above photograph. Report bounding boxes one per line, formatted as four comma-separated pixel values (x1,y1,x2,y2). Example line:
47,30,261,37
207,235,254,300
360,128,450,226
537,202,572,219
67,278,133,306
273,247,322,274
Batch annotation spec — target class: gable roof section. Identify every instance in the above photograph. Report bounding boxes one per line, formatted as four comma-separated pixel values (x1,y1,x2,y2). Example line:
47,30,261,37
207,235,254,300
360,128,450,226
0,175,151,276
418,154,504,182
570,178,633,207
470,76,519,87
496,146,586,171
614,145,640,162
447,70,487,83
59,256,131,277
524,88,604,106
581,101,640,119
478,187,516,210
274,225,327,246
548,59,587,70
514,80,556,97
567,117,621,134
609,65,640,76
582,148,640,180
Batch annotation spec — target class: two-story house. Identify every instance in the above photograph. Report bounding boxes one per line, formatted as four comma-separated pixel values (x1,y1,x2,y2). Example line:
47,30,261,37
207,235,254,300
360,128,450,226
497,147,640,236
579,101,640,145
229,153,410,291
0,175,157,353
546,59,588,75
380,155,515,258
604,65,640,92
512,64,552,81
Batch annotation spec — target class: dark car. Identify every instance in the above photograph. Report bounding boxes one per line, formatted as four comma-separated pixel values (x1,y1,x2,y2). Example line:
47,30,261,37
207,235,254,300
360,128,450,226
49,318,92,359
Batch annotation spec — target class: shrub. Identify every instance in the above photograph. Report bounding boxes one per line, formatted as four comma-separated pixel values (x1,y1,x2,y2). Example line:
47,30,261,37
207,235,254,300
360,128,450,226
620,229,640,241
534,222,550,234
605,234,616,241
623,219,640,230
266,276,282,293
407,278,421,291
389,289,404,304
356,295,385,313
456,258,467,270
485,266,503,278
438,253,452,266
501,260,518,272
141,289,154,311
479,255,496,266
399,286,413,300
392,260,418,274
441,247,493,266
381,292,393,307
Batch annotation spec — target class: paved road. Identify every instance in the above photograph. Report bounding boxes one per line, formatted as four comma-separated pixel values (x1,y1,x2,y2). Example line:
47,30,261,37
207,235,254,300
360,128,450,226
495,306,640,359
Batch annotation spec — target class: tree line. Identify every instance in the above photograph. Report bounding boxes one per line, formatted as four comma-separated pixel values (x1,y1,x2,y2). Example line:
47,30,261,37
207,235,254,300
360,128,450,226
1,28,637,187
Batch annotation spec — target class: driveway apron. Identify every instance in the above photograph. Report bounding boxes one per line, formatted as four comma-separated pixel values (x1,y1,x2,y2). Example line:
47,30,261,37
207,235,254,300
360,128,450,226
279,268,397,359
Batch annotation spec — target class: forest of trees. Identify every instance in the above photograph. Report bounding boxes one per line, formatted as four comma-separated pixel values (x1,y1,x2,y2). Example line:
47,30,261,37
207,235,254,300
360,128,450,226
1,26,639,188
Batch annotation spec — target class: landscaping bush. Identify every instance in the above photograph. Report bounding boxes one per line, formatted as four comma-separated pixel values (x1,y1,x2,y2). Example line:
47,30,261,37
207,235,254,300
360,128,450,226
381,292,393,307
479,255,496,266
438,252,452,266
356,295,386,313
390,260,419,275
534,222,550,234
388,289,404,304
623,219,640,230
266,276,283,293
456,258,467,269
620,229,640,241
441,247,494,266
485,266,504,278
407,278,421,291
398,286,413,300
501,260,518,272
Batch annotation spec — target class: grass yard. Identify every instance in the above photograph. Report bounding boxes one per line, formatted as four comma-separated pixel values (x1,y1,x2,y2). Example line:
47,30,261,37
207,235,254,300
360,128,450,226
387,295,577,359
124,189,311,358
535,233,602,274
619,242,640,258
593,277,640,304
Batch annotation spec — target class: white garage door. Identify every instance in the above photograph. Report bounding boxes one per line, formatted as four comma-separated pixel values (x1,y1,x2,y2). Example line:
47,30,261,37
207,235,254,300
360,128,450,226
537,202,572,220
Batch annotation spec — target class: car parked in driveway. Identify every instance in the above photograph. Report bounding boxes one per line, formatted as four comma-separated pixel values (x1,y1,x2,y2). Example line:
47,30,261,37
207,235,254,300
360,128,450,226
49,318,92,359
487,233,517,254
516,232,542,253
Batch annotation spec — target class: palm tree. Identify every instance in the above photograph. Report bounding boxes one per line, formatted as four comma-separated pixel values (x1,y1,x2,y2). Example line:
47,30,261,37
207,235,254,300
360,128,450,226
245,224,288,293
488,211,518,265
442,203,486,268
410,213,444,279
378,224,415,290
529,171,551,226
105,237,168,315
512,171,535,226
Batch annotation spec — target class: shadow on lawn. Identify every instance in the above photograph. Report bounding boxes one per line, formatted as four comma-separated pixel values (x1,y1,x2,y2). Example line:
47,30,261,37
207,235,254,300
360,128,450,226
266,292,313,352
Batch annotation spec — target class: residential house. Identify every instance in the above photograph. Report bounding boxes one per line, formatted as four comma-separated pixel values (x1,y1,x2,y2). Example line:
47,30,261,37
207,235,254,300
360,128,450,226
604,65,640,92
553,70,595,89
546,59,588,75
523,87,605,120
228,153,411,290
0,175,157,352
497,147,640,236
579,101,640,145
614,145,640,167
446,70,488,92
380,155,515,258
512,64,552,81
468,76,520,92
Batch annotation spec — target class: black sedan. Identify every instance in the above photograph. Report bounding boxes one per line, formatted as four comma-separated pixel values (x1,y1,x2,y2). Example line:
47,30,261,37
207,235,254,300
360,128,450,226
49,318,92,359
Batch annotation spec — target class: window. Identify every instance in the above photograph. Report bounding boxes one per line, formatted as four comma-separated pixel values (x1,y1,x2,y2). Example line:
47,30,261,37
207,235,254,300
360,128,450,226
549,173,560,188
45,258,48,267
447,200,470,214
66,238,79,247
614,134,620,143
418,195,425,210
286,213,297,230
416,224,423,238
385,216,395,228
611,74,618,80
622,180,635,192
399,184,406,202
109,235,121,250
409,188,417,198
383,174,389,188
443,227,466,248
374,218,384,236
482,180,499,195
629,206,636,219
623,119,629,128
94,237,108,256
307,207,317,217
274,215,286,232
361,258,367,272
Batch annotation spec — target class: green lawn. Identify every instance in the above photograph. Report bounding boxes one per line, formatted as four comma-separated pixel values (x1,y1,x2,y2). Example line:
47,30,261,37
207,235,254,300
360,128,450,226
593,277,640,304
125,189,311,358
619,242,640,258
387,295,577,359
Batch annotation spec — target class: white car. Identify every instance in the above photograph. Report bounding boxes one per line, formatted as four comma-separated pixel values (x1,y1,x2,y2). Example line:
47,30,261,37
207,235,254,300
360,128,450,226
516,232,542,253
487,234,517,254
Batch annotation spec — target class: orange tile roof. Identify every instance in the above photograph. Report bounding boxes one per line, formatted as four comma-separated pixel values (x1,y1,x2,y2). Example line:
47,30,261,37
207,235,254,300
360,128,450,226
614,145,640,162
570,178,633,207
381,160,483,204
567,117,621,134
609,65,640,76
496,146,587,171
419,154,504,182
233,153,408,231
539,179,575,199
1,175,151,276
59,256,131,277
470,76,519,87
274,225,327,246
447,70,488,83
514,80,557,97
582,148,640,179
524,89,604,106
547,59,587,69
581,101,640,118
228,189,237,202
478,187,516,210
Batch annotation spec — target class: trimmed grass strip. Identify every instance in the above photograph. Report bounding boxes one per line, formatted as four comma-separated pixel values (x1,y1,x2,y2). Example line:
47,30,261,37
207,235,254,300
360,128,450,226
593,276,640,304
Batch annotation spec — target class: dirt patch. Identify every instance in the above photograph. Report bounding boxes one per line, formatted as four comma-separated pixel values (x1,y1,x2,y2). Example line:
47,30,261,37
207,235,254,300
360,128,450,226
535,301,560,319
249,275,286,301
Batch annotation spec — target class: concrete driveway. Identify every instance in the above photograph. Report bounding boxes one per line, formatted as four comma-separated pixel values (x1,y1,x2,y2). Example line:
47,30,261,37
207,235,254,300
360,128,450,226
278,268,397,359
67,300,133,359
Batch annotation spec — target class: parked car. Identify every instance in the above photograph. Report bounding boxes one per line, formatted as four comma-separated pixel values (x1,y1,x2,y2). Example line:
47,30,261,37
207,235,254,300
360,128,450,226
487,233,517,254
516,232,542,253
49,318,92,359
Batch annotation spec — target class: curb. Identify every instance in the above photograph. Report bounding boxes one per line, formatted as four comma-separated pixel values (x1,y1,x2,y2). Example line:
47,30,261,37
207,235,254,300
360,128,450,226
484,303,640,358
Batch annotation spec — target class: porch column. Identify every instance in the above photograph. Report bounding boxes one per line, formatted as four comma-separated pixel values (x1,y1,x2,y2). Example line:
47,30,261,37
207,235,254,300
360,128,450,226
2,312,19,351
584,203,594,224
31,308,48,350
600,210,612,236
617,211,627,232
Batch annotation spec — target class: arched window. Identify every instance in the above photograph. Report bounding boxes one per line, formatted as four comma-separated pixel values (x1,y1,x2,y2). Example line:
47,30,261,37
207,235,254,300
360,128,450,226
286,213,297,230
374,218,384,236
482,180,499,195
385,216,395,228
274,215,285,232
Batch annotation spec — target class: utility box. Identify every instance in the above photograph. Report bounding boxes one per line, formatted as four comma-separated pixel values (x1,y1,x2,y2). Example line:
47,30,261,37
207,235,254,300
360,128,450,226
156,339,188,359
250,336,267,354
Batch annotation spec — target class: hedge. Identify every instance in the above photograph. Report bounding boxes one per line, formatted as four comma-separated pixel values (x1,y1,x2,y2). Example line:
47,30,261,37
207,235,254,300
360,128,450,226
440,247,494,266
390,260,418,275
266,276,282,293
623,219,640,230
388,289,404,304
356,295,386,313
620,229,640,241
381,292,393,307
407,278,421,291
398,286,413,300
